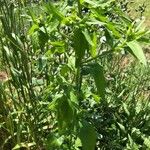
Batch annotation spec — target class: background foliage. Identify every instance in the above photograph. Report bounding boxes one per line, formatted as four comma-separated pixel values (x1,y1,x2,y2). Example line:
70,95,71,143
0,0,150,149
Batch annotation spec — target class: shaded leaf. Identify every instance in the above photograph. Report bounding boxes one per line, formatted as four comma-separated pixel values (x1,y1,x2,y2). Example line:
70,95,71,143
104,28,113,47
73,28,88,67
78,121,97,150
57,96,74,133
38,30,49,49
89,63,106,99
137,36,150,44
45,133,62,150
38,55,47,71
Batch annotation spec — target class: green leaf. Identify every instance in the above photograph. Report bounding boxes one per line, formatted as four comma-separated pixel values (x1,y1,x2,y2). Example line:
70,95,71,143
11,33,24,50
91,32,97,57
106,23,121,38
48,94,63,110
50,41,64,47
75,137,82,147
47,19,59,33
27,8,37,24
82,29,97,58
3,46,13,59
32,77,44,86
127,134,139,149
70,91,78,105
122,102,130,116
127,40,147,65
137,36,150,44
117,122,126,133
92,9,108,22
60,65,70,77
38,30,49,49
28,24,39,35
84,0,99,6
144,137,150,148
73,28,89,67
45,2,65,21
57,96,74,133
38,55,47,71
45,133,62,150
12,142,36,150
92,94,100,103
104,28,113,47
82,29,94,46
78,121,97,150
13,143,27,150
89,63,106,99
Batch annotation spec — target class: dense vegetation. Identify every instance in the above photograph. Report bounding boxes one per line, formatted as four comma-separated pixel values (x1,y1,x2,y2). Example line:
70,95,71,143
0,0,150,149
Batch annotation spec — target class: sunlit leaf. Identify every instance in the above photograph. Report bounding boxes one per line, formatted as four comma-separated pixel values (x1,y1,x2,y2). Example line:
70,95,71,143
82,29,94,46
117,122,126,133
127,40,147,65
45,2,65,21
28,24,39,35
82,29,97,58
12,142,36,150
91,32,97,57
122,102,130,116
144,137,150,148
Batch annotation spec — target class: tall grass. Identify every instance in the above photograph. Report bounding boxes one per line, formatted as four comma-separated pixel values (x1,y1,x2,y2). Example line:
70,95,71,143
0,0,51,149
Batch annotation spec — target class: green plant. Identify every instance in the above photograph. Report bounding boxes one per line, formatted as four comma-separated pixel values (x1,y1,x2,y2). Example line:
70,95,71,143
0,0,149,150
